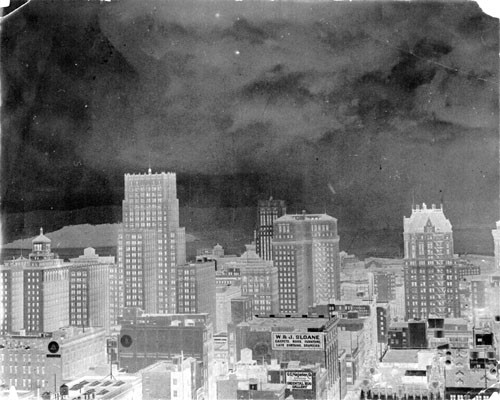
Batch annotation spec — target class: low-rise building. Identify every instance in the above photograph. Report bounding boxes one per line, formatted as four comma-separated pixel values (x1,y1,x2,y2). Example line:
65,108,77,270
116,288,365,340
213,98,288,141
387,320,427,349
427,317,472,349
234,314,340,395
63,372,142,400
0,327,106,391
141,357,200,400
267,359,328,400
117,308,214,399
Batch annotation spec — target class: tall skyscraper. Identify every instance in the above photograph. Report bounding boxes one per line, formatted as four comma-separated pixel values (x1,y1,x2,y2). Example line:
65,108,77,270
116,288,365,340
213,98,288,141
118,170,186,315
403,203,460,320
255,199,286,261
272,213,341,314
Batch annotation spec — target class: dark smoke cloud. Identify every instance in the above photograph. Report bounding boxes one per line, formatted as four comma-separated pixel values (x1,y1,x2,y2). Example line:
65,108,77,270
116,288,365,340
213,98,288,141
1,0,498,238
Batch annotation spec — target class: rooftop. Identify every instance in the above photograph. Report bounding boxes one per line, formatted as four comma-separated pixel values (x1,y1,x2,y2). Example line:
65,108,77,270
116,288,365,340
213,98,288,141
445,367,499,388
32,228,51,243
382,349,420,364
65,373,141,400
242,315,332,331
404,203,452,233
237,381,286,392
275,213,337,223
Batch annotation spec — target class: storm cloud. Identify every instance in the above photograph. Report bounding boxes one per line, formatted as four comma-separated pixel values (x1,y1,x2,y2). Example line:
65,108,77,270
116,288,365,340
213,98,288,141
1,0,498,245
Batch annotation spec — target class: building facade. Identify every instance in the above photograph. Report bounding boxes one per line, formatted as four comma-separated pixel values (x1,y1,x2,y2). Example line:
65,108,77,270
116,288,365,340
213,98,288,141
272,213,341,314
176,261,216,321
237,244,279,315
234,315,340,393
118,170,186,315
403,204,461,320
216,284,241,334
255,199,287,261
1,230,70,334
68,248,114,333
0,327,106,392
118,309,214,399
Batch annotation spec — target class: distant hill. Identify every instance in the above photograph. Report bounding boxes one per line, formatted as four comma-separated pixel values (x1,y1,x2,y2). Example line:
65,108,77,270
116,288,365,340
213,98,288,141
2,223,198,249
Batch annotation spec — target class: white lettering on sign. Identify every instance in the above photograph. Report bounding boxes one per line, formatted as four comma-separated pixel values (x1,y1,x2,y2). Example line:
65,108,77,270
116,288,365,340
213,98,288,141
285,370,313,390
271,332,324,350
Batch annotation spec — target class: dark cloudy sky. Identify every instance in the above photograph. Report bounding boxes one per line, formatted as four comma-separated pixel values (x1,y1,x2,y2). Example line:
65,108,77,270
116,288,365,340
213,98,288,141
1,0,498,246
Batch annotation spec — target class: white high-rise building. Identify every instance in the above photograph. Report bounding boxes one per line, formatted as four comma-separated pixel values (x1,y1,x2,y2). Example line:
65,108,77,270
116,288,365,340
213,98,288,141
117,170,186,315
403,203,458,319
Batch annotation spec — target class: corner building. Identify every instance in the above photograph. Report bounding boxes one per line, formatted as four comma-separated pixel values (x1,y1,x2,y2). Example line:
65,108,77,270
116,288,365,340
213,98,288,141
0,229,70,334
272,213,340,314
234,315,339,394
118,170,186,315
404,203,460,320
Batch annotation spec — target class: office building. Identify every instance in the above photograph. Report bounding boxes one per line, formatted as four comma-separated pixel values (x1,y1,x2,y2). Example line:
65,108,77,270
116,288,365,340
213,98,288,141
176,261,216,321
403,203,461,319
309,299,379,358
234,315,340,394
0,327,106,392
228,297,254,370
118,170,186,315
387,320,427,349
1,230,70,334
237,244,279,315
255,199,287,261
376,303,390,351
426,317,472,349
216,284,241,333
118,309,214,399
68,248,114,333
267,360,328,400
372,271,396,302
272,213,341,314
142,357,201,400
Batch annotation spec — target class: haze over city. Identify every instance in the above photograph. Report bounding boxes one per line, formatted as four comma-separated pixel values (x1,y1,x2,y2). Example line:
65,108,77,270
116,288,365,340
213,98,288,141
1,0,498,255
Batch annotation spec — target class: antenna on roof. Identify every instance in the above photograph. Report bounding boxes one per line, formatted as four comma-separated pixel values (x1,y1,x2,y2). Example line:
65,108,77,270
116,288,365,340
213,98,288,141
148,151,152,175
440,190,444,211
412,189,415,210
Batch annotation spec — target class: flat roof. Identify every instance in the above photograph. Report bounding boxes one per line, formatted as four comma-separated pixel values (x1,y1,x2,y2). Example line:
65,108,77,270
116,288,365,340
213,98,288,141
244,316,331,331
382,349,420,363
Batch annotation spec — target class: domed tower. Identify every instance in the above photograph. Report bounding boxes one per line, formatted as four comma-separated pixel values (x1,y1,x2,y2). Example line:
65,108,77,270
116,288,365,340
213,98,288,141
29,228,54,261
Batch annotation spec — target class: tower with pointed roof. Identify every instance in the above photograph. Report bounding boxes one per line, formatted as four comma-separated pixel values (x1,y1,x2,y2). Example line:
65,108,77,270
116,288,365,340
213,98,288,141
403,204,459,320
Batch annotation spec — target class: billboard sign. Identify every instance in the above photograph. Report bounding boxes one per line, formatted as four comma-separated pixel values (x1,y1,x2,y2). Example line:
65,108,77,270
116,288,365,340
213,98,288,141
271,332,324,350
285,370,313,390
